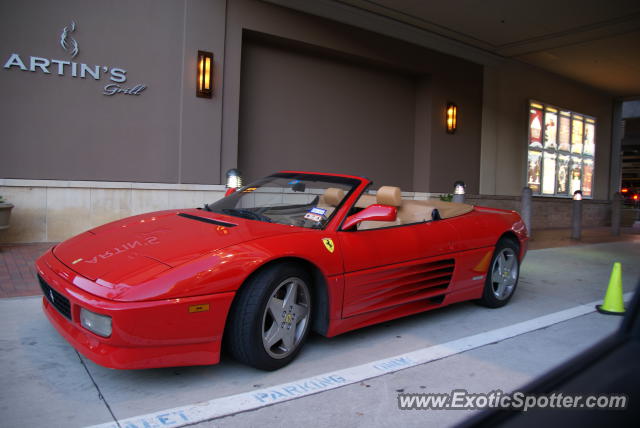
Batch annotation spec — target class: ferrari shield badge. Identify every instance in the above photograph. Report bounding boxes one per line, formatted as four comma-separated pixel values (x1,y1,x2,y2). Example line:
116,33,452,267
322,238,335,253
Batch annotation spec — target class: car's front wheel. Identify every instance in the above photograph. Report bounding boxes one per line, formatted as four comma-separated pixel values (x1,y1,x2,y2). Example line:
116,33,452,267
227,263,312,370
477,238,520,308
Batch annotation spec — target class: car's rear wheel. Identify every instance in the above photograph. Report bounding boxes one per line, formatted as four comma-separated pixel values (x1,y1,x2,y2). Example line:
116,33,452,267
477,238,520,308
227,263,312,370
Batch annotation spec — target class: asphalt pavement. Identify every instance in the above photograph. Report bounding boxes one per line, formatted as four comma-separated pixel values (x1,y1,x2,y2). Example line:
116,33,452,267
1,240,639,427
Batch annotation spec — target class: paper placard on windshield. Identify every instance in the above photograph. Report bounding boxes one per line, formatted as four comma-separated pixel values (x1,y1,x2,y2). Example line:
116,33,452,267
304,212,323,222
310,207,327,216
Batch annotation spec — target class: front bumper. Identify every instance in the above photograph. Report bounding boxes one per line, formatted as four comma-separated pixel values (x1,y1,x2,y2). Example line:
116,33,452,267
36,249,235,369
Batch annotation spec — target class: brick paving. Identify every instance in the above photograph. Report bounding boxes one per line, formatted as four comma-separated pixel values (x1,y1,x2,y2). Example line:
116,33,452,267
0,227,638,299
0,243,56,298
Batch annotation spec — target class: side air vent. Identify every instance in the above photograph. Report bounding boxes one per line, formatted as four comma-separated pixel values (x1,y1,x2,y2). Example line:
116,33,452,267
177,213,237,227
343,258,455,317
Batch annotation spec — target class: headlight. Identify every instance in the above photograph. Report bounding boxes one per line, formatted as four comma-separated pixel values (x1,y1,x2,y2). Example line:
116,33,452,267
80,308,112,337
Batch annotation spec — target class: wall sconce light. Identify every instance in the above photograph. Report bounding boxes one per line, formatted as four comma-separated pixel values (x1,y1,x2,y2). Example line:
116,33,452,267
446,102,458,134
196,50,213,98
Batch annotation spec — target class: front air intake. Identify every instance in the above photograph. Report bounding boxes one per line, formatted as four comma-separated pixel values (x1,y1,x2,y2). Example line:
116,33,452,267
39,275,72,320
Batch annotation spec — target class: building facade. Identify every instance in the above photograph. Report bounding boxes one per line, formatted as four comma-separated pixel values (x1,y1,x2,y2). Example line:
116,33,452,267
0,0,621,243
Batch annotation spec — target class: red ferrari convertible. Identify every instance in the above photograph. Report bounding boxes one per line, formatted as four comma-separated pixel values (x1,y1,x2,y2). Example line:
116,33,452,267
36,171,527,370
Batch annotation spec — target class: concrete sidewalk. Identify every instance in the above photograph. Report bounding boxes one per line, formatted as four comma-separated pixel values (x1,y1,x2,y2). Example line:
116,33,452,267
0,241,638,428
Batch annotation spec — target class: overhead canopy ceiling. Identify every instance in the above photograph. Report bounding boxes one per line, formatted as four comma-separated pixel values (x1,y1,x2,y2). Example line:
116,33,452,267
334,0,640,98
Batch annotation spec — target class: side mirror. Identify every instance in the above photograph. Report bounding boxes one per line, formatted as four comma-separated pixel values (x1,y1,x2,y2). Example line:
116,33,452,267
342,204,397,231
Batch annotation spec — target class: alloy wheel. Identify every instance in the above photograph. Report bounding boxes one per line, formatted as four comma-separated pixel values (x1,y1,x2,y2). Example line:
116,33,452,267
261,277,310,359
490,247,518,300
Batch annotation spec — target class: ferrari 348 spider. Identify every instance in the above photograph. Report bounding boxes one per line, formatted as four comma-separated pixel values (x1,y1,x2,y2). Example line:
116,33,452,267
36,171,527,370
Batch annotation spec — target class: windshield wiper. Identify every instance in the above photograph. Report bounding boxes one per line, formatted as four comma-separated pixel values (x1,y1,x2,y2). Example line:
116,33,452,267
203,203,212,212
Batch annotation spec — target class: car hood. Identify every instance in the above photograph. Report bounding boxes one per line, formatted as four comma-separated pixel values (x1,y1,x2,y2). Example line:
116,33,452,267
53,209,299,288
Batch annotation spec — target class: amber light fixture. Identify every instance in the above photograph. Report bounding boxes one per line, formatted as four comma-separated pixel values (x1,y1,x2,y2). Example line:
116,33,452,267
196,50,213,98
446,102,458,134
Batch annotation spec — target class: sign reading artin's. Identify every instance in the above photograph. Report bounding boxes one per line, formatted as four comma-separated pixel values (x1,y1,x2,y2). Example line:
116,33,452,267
2,20,147,97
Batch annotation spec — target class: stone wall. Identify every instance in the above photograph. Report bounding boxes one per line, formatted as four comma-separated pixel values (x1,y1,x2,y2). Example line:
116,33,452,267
0,180,226,243
465,195,612,229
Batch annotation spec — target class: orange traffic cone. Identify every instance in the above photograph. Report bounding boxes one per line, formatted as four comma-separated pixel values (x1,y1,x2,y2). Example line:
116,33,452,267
596,262,624,316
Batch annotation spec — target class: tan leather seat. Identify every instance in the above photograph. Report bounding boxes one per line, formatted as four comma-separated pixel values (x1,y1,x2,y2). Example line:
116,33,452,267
376,186,402,206
321,187,345,207
354,193,376,208
315,187,346,218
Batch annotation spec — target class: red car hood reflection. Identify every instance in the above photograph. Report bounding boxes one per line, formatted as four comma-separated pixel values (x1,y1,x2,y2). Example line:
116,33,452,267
53,209,298,289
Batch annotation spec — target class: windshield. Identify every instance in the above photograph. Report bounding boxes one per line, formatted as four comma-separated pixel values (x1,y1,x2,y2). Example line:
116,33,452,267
205,173,360,229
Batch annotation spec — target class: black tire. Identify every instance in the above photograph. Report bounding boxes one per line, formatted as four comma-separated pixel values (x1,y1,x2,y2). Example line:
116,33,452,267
477,238,520,308
226,263,312,371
